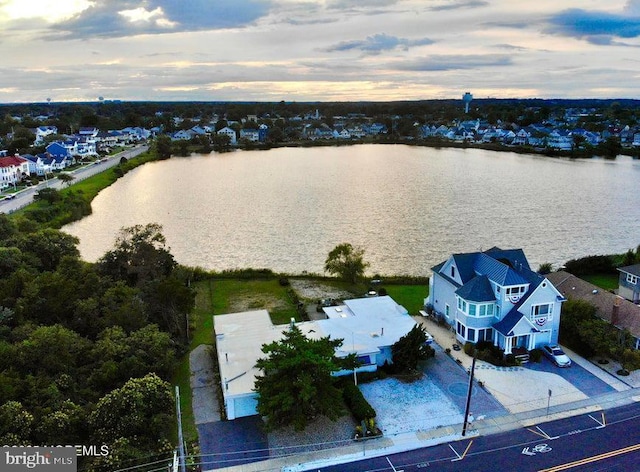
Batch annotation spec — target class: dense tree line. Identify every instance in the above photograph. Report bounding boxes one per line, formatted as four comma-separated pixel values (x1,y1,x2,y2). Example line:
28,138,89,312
0,215,195,470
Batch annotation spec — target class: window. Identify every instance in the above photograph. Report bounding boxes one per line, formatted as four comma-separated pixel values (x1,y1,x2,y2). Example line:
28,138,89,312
356,355,372,365
445,304,450,318
532,303,553,320
495,305,501,319
468,303,477,316
479,304,494,317
477,328,493,342
467,328,476,342
627,274,639,285
451,266,456,278
456,321,466,338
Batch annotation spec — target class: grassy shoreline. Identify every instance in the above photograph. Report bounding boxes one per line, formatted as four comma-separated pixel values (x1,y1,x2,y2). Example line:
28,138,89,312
10,146,161,228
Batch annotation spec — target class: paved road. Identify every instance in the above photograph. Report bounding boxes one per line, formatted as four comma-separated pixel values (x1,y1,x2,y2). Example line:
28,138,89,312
319,402,640,471
0,144,148,214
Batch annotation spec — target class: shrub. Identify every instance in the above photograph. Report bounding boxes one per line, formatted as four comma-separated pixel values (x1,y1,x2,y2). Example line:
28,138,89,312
529,348,543,363
463,342,475,356
564,255,615,276
278,277,290,286
341,380,376,422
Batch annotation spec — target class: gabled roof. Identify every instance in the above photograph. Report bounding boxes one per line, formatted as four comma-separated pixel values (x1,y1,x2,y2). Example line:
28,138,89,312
474,252,529,286
546,271,640,338
434,247,534,288
493,308,539,337
0,156,28,168
455,275,495,302
618,264,640,277
452,252,478,283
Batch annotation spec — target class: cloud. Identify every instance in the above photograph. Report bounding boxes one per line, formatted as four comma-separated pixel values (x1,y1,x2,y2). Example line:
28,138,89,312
326,0,398,9
548,7,640,42
326,33,435,54
46,0,272,39
429,1,488,12
394,54,512,71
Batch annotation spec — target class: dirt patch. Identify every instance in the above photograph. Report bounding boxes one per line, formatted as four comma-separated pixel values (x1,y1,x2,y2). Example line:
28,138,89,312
267,414,356,458
290,279,354,302
228,293,290,314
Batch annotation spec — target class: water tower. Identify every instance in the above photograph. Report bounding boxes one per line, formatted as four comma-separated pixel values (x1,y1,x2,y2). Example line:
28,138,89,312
462,92,473,113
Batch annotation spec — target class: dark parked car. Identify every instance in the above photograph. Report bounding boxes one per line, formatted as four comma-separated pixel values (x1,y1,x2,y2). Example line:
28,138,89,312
543,344,572,367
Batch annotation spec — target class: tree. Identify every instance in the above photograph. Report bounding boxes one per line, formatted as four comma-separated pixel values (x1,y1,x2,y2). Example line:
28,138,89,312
254,325,355,430
324,243,369,284
537,262,553,274
15,228,80,272
391,324,435,374
153,135,172,159
57,172,75,187
97,223,176,287
33,187,61,205
89,373,173,445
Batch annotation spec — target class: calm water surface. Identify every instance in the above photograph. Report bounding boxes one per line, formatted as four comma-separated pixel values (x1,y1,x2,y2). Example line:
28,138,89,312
63,145,640,276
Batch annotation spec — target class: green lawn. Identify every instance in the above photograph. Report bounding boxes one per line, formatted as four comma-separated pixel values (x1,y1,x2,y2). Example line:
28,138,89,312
581,273,619,291
211,278,300,325
384,284,429,315
171,279,216,443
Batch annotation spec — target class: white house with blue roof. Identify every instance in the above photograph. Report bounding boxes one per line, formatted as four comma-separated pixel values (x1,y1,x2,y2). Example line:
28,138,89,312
427,247,566,359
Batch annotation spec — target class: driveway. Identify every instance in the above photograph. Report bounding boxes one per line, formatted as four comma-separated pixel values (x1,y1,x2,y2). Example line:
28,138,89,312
525,356,616,397
190,344,268,471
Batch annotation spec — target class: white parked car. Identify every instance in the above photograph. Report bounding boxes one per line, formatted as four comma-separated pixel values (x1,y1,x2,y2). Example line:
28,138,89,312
543,344,572,367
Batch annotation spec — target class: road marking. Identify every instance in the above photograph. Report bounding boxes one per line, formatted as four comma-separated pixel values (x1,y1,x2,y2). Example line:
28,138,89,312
528,426,558,440
523,444,553,456
385,456,404,472
587,412,606,428
538,443,640,471
450,440,473,461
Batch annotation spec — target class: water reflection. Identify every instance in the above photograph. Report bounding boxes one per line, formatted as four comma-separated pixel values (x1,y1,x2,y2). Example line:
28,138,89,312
63,145,640,276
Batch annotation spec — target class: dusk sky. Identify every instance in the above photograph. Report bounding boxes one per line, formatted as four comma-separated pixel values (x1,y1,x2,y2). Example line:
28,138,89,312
1,0,640,103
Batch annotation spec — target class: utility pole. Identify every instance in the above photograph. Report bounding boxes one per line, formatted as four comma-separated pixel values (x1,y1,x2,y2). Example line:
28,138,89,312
462,354,476,436
175,386,187,472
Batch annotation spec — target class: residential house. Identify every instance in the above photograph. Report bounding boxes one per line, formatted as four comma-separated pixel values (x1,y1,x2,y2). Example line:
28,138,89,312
171,130,195,141
22,154,46,176
546,271,640,349
50,154,73,170
79,127,99,138
121,127,152,142
217,127,237,145
547,129,573,150
427,247,565,359
239,128,260,142
617,264,640,304
214,295,416,419
0,155,30,189
46,142,70,159
34,125,58,144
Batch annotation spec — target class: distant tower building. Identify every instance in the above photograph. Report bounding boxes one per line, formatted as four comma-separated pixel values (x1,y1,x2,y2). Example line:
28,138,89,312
462,92,473,113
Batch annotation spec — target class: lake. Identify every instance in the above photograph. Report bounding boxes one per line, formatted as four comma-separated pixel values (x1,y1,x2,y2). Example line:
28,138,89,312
63,144,640,276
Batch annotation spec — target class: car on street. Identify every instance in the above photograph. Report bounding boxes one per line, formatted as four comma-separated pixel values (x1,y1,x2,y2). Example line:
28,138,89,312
543,344,572,367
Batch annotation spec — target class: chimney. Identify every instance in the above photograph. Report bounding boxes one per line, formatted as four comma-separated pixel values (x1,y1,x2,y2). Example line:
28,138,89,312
612,296,622,326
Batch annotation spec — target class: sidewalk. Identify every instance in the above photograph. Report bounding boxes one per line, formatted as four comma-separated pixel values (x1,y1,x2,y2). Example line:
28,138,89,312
215,387,640,472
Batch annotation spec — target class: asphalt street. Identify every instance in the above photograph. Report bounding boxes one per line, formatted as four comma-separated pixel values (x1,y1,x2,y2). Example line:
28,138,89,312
319,402,640,471
0,145,148,214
